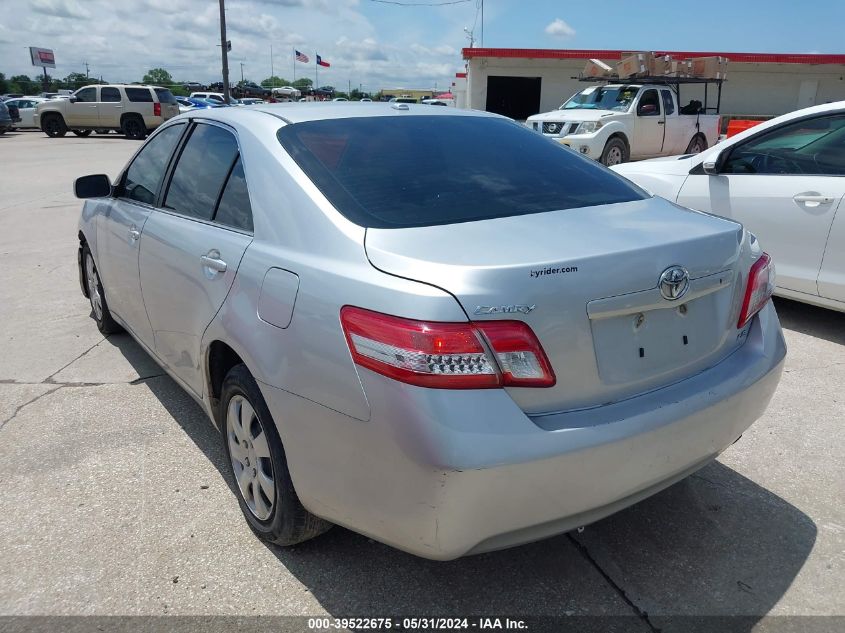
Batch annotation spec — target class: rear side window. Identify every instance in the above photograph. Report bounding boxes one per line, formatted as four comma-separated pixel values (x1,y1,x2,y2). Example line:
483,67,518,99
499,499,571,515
123,123,185,205
101,87,121,103
125,87,153,102
214,157,253,232
164,123,239,220
661,90,675,115
278,116,646,228
154,88,176,104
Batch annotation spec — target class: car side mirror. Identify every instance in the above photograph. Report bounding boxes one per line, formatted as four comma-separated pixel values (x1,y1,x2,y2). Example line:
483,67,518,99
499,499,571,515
638,103,658,116
68,96,79,103
75,174,112,198
702,150,725,175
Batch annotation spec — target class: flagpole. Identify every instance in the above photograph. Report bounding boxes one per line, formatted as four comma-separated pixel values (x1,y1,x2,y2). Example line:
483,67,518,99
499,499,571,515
315,52,318,93
292,48,296,85
270,44,274,89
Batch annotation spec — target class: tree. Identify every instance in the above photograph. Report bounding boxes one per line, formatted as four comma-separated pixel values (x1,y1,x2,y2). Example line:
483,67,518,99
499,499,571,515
142,68,173,86
0,73,7,94
261,76,289,88
292,77,312,90
63,72,98,89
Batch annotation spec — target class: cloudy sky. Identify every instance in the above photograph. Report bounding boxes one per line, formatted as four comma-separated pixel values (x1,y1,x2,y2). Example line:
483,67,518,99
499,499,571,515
2,0,843,92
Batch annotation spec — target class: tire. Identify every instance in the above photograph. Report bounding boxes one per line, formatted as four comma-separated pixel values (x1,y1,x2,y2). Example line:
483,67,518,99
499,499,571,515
72,129,92,137
122,116,147,140
82,245,123,335
685,134,708,154
600,137,629,166
42,114,67,138
221,364,332,546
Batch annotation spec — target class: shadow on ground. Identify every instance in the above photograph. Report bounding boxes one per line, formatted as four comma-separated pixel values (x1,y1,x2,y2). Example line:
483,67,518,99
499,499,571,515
773,297,844,346
100,299,819,630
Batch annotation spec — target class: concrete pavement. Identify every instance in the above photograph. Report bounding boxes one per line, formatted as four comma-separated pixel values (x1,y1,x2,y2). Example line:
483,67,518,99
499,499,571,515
0,131,842,631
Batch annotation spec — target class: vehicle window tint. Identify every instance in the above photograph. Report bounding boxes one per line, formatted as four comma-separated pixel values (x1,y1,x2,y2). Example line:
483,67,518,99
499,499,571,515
214,157,253,232
637,89,660,116
154,88,176,104
278,116,646,229
164,124,239,220
75,87,97,102
723,114,845,176
661,90,675,115
101,87,121,103
125,87,153,102
123,123,185,205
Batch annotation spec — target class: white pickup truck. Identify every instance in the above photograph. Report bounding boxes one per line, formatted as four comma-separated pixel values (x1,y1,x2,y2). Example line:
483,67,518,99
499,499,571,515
526,83,720,166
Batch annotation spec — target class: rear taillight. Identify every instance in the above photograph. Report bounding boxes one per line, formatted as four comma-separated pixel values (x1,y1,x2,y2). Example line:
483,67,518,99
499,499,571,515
154,102,161,117
737,253,774,328
340,306,556,389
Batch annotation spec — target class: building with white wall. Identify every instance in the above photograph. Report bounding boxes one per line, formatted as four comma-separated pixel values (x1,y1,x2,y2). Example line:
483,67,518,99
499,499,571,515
462,48,845,120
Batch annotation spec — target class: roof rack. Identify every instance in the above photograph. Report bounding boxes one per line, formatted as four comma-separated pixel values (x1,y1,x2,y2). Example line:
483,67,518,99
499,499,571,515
571,74,725,114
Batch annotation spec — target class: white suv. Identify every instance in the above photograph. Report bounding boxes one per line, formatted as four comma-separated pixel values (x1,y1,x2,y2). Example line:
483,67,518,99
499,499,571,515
35,84,179,139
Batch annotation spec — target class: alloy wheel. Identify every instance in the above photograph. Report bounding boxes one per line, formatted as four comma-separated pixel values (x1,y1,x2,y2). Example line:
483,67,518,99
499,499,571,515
85,253,103,321
227,395,276,521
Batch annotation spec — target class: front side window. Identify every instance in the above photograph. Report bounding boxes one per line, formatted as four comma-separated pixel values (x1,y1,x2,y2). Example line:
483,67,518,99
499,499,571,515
125,87,153,102
75,87,97,102
278,115,646,229
122,123,185,205
101,87,121,103
723,114,845,175
164,123,239,220
637,90,661,116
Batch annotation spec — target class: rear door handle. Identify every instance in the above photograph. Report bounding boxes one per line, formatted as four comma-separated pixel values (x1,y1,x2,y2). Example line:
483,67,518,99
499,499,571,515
201,250,227,273
794,194,835,206
128,227,140,242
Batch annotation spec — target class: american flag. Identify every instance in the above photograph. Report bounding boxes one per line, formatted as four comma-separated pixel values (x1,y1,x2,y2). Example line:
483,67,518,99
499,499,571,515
295,50,309,63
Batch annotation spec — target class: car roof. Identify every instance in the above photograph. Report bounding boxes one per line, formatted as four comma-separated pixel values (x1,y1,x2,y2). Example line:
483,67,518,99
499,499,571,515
194,102,502,125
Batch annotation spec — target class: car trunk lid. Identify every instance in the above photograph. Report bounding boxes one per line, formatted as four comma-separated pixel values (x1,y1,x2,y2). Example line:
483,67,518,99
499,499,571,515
365,197,747,415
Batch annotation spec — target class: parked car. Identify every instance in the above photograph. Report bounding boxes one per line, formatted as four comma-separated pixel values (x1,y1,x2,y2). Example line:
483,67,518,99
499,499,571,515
359,98,372,102
233,82,271,99
613,100,845,313
526,83,720,166
73,103,785,560
2,93,24,101
421,99,448,106
36,84,179,139
175,97,194,114
272,86,301,99
389,97,416,104
332,97,348,102
190,91,226,104
238,98,265,106
3,97,48,128
0,100,13,134
183,82,206,92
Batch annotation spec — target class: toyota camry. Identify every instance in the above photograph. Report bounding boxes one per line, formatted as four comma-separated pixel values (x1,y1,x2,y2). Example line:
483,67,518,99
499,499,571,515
74,103,785,559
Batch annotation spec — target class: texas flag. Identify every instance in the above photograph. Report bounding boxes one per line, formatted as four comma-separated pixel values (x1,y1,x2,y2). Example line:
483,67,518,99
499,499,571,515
316,54,330,68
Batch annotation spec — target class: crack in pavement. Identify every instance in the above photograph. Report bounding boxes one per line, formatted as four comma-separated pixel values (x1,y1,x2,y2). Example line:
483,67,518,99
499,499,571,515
42,337,107,384
0,385,63,430
568,533,660,632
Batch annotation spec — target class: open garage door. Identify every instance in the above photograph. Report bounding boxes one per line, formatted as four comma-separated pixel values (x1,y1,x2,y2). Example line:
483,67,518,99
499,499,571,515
485,76,541,121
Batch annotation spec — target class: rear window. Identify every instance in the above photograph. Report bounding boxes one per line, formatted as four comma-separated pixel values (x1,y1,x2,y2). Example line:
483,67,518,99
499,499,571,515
154,88,177,104
125,87,153,102
277,115,646,228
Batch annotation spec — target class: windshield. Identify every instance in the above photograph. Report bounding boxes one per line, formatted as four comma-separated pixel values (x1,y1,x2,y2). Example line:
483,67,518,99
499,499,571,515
561,86,638,112
278,115,646,229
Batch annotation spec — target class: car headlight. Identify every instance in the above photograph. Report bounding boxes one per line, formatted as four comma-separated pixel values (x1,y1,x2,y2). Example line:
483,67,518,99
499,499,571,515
575,121,603,134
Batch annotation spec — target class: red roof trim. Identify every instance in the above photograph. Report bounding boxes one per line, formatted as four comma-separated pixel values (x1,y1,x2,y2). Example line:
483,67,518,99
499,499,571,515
455,72,467,78
461,48,845,65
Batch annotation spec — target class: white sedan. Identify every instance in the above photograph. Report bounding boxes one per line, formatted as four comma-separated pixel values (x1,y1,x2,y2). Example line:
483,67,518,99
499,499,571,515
613,101,845,313
3,97,48,128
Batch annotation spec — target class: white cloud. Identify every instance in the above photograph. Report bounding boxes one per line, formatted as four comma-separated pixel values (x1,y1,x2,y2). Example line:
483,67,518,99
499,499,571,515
544,18,575,39
31,0,90,19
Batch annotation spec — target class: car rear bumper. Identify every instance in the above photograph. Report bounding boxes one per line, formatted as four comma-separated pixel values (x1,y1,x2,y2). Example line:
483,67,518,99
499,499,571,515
259,302,785,560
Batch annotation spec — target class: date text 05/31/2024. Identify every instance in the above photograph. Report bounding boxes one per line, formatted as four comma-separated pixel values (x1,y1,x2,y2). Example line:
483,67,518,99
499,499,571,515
307,617,529,630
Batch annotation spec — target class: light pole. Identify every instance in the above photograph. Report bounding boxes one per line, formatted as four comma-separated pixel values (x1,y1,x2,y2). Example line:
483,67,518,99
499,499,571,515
463,27,475,48
218,0,231,103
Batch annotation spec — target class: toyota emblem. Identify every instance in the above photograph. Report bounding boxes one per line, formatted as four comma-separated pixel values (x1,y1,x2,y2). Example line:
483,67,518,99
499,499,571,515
659,266,690,301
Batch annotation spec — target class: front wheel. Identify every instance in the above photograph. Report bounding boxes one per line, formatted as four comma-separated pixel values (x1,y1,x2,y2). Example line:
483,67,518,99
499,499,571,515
82,246,122,335
42,114,67,138
221,364,332,546
600,137,629,166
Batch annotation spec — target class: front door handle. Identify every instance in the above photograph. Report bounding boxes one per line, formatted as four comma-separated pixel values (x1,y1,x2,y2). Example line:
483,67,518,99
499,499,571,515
794,194,835,207
657,120,665,125
128,226,140,242
201,250,228,273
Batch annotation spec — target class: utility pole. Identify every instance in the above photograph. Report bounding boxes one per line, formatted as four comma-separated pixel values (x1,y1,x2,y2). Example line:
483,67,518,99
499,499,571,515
84,61,89,78
481,0,484,47
218,0,231,103
240,62,245,82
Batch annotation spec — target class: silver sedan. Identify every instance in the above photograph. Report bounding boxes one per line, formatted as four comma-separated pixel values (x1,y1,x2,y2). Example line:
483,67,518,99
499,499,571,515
74,103,786,559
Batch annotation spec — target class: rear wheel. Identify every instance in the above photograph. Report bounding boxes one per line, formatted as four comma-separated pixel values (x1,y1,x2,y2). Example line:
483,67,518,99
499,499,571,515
82,245,122,335
686,134,708,154
600,137,629,166
122,116,146,140
221,364,332,546
42,114,67,138
72,129,92,137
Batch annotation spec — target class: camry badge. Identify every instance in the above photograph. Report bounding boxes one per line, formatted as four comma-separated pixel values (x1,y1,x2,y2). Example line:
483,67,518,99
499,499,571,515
659,266,690,301
474,305,536,315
